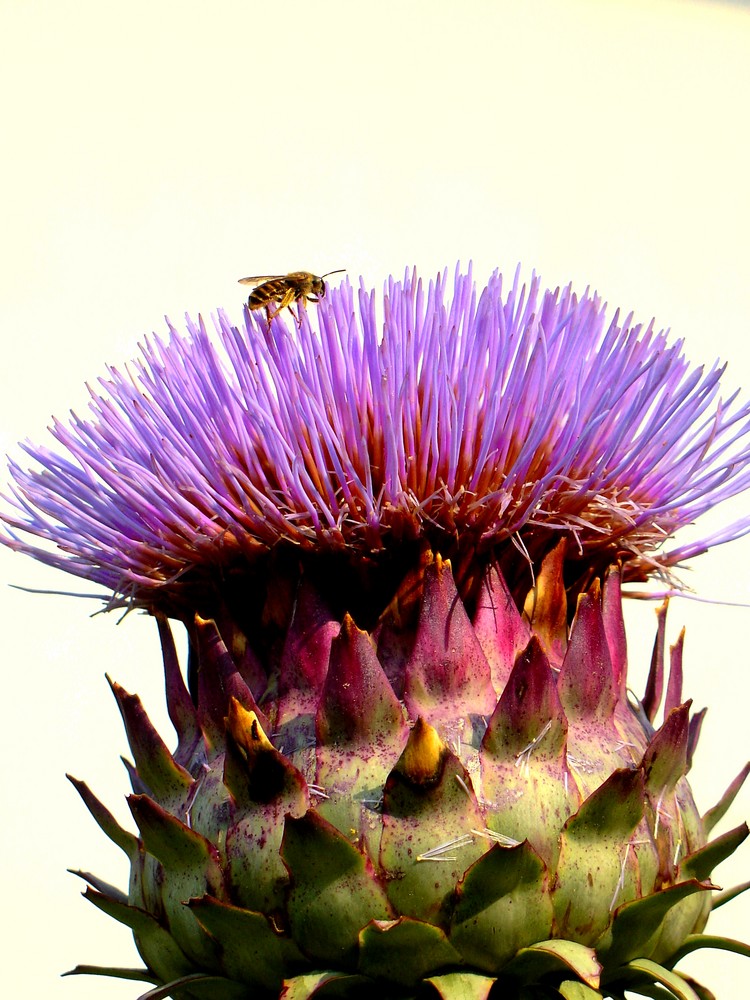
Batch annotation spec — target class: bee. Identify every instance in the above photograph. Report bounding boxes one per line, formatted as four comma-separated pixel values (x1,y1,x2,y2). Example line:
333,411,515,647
238,269,346,322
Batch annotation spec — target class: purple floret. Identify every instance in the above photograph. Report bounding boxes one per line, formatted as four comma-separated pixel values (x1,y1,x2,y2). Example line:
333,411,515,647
3,264,750,602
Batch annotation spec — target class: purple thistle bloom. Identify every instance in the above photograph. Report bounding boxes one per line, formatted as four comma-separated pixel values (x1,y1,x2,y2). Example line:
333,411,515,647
3,264,750,614
7,265,750,998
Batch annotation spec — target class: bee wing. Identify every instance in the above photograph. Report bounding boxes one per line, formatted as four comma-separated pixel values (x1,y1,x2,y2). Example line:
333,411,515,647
238,275,283,287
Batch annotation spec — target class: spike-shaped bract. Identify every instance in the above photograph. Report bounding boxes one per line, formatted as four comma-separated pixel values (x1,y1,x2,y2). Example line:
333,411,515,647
68,554,749,998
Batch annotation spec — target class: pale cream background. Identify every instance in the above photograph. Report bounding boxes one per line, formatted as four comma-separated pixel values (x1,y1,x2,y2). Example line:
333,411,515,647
1,1,749,997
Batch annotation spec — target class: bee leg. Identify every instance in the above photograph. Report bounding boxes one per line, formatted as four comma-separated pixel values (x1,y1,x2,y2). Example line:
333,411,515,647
261,292,290,329
279,289,300,324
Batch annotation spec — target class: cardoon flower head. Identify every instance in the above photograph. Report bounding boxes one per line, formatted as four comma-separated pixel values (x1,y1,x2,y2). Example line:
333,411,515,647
5,265,750,612
3,265,750,1000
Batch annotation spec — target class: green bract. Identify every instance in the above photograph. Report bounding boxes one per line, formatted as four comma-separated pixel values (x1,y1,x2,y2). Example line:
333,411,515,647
68,551,749,999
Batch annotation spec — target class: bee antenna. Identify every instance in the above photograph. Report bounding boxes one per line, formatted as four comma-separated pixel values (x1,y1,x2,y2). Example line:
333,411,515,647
322,269,346,279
